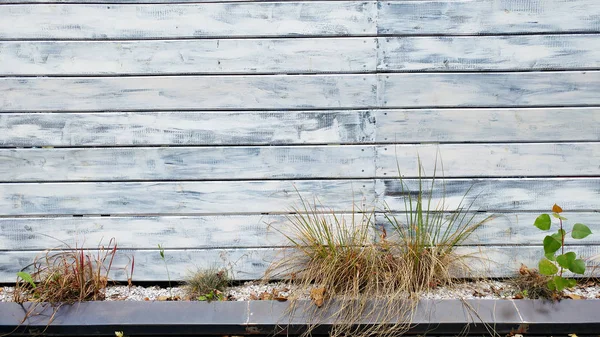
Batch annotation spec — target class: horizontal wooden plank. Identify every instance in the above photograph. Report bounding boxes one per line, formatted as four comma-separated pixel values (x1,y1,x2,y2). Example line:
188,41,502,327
376,143,600,178
0,179,598,216
375,108,600,142
377,178,600,212
0,38,376,75
0,111,376,147
1,245,599,281
2,143,597,181
0,214,374,250
1,211,596,251
377,212,600,245
0,180,375,216
0,75,376,111
0,146,375,181
1,108,597,147
379,35,600,72
379,0,600,35
380,71,600,108
0,2,376,40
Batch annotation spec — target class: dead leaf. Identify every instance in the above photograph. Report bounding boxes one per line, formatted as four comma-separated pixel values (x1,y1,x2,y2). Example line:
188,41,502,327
310,287,327,308
565,294,583,300
513,293,524,299
249,293,259,301
157,295,170,301
552,204,563,213
144,297,150,301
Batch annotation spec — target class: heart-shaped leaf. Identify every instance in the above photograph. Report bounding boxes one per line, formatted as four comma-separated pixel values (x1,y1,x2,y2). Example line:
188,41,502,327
539,258,559,275
553,275,568,291
569,259,586,274
566,278,577,288
534,214,551,230
543,235,562,254
552,213,567,220
544,252,556,261
556,252,576,269
552,204,563,213
572,223,592,239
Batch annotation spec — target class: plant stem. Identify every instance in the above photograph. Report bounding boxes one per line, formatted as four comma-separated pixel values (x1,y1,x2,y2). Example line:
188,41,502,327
560,218,564,277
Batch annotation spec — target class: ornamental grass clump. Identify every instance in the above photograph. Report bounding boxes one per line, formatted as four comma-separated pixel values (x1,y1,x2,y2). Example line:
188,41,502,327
14,238,124,304
267,157,494,337
183,267,229,302
382,158,495,292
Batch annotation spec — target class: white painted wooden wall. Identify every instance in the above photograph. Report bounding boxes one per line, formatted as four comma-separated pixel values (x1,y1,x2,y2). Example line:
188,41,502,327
0,0,599,282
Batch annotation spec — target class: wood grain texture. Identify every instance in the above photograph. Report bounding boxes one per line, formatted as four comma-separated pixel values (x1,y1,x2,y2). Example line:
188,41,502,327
377,178,600,213
0,179,598,216
376,143,600,177
0,2,376,40
0,180,375,216
379,0,600,35
1,212,596,251
0,38,376,75
375,108,600,142
0,111,376,147
379,35,600,72
376,212,600,246
0,146,375,181
1,108,596,146
2,246,599,281
0,214,373,250
380,71,600,108
2,143,597,181
0,75,377,111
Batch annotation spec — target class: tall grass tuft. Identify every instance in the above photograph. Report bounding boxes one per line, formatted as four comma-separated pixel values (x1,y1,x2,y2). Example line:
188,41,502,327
266,155,495,337
382,157,495,291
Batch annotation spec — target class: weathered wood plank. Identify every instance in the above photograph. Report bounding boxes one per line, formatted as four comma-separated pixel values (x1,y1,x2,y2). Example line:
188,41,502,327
379,35,600,72
0,146,375,181
1,108,597,147
0,179,598,216
0,75,376,111
0,38,376,75
2,245,599,282
376,143,600,178
380,71,600,108
376,212,600,245
375,108,600,142
1,212,596,251
377,178,600,213
379,0,600,35
0,180,375,216
0,2,376,40
0,214,374,250
0,111,376,147
1,143,597,181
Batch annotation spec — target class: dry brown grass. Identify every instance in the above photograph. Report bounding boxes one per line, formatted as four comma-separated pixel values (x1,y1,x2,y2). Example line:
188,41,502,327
14,238,123,304
266,159,495,337
510,264,554,300
11,238,132,332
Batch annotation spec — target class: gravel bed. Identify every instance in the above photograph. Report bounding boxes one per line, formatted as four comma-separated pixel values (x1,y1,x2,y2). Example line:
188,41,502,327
1,280,599,303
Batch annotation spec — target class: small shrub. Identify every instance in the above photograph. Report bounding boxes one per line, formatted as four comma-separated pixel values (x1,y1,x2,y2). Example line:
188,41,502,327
184,268,229,302
534,204,592,291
